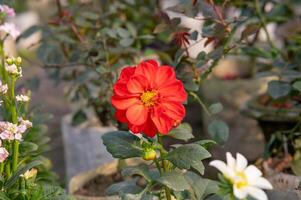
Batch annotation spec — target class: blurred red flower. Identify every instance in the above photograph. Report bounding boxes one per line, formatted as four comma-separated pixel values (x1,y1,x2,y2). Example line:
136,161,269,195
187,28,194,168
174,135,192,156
112,60,187,137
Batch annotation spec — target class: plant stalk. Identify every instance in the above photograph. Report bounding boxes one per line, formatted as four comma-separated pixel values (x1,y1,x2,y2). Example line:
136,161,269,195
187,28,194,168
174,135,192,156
158,136,172,200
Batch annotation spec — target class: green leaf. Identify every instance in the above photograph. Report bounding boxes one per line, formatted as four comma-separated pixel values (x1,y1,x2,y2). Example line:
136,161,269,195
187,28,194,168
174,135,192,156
117,28,131,38
185,172,219,199
195,139,217,149
4,160,43,189
168,123,194,141
72,110,87,126
106,180,142,196
120,38,134,47
291,159,301,176
102,131,143,159
155,171,190,191
165,144,211,174
267,80,291,99
0,192,10,200
208,120,229,144
121,165,160,182
209,103,223,114
20,142,38,154
208,47,224,60
17,25,40,40
293,81,301,92
190,31,198,40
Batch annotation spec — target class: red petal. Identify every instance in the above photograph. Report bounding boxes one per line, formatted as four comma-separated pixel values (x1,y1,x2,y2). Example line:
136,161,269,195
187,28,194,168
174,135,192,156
119,66,136,81
115,110,127,123
142,118,158,137
159,80,187,102
127,75,147,94
126,104,148,125
135,60,158,87
155,66,176,87
111,96,139,110
151,108,173,134
160,102,185,121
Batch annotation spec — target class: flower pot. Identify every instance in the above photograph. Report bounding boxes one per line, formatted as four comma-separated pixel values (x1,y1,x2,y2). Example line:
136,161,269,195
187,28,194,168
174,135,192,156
266,173,301,199
69,160,119,200
242,95,301,142
69,159,143,200
62,114,116,181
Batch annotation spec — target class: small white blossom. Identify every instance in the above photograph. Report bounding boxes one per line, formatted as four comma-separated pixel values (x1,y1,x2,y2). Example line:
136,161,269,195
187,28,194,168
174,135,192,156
0,147,8,162
18,118,33,128
5,63,22,77
0,120,32,141
0,22,20,39
16,94,30,102
21,168,37,179
0,80,7,94
210,152,273,200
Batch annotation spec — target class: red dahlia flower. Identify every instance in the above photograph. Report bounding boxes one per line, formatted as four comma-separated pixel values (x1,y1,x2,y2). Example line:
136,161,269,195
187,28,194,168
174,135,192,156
112,60,187,137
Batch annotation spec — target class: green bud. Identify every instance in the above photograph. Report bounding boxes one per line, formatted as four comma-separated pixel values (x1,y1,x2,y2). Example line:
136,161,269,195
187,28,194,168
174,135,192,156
6,57,14,65
15,57,22,65
142,148,156,161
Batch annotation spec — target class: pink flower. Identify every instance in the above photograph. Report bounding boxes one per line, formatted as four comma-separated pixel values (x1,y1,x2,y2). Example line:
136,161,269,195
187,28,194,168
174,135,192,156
0,147,9,162
0,5,15,17
0,22,20,39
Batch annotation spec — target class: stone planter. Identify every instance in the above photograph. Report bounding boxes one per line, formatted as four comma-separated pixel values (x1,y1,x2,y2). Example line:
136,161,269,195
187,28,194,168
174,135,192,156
267,173,301,199
242,95,301,142
62,114,116,182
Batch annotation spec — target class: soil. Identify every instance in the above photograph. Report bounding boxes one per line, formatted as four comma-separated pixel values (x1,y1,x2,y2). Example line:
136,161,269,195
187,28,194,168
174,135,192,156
74,172,146,197
74,172,123,197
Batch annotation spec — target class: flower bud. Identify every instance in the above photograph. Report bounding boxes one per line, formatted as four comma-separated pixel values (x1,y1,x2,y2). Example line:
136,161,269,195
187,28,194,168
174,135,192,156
6,57,14,65
142,148,156,161
15,57,22,65
21,168,37,180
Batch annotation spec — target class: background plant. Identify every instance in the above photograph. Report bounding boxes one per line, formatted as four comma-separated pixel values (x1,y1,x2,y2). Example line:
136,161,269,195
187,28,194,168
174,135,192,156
0,4,69,199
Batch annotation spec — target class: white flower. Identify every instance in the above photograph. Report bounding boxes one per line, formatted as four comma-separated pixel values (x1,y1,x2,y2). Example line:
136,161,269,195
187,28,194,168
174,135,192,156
16,94,30,102
0,147,8,162
0,80,7,94
5,63,22,76
0,5,15,17
0,22,20,39
210,152,273,200
20,168,37,179
18,118,32,128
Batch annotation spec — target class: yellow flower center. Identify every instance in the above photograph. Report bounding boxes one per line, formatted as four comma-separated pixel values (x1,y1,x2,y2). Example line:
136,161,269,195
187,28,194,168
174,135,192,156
234,171,248,189
140,91,157,107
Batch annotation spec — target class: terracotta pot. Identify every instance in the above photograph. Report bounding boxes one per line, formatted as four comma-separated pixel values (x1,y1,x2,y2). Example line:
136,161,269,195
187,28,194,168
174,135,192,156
242,95,301,142
62,114,117,181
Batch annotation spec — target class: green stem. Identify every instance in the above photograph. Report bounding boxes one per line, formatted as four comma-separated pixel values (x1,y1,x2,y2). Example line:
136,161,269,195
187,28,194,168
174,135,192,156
0,162,4,173
158,136,172,200
5,160,10,177
189,92,211,116
12,140,19,171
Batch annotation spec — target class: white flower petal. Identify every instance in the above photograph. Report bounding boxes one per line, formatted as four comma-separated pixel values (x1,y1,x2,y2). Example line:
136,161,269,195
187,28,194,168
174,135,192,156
245,165,262,180
236,153,248,171
226,152,236,169
245,186,268,200
209,160,230,175
250,177,273,190
233,185,248,199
